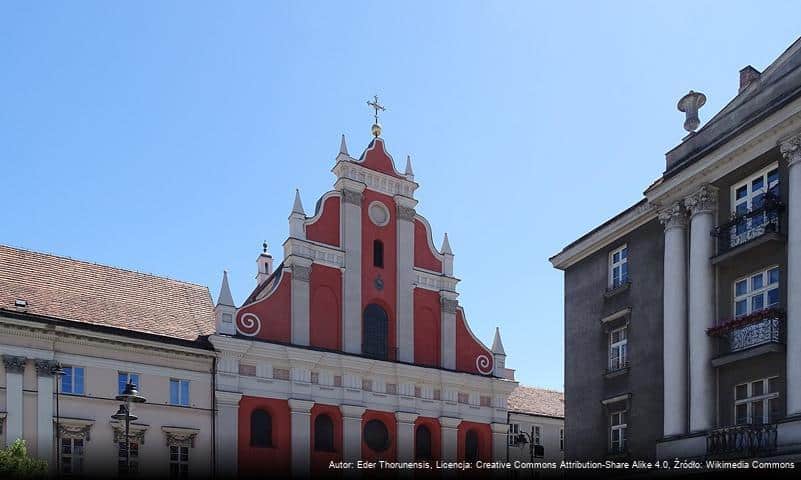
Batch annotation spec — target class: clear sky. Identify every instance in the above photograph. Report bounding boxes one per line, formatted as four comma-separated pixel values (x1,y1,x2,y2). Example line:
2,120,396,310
2,1,800,390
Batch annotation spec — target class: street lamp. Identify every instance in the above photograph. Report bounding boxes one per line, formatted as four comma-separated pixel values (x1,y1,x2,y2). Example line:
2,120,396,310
51,364,65,475
112,382,146,475
511,431,545,471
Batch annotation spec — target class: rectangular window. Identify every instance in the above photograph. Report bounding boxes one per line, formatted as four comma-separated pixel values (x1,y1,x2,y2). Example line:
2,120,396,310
118,372,140,395
118,441,139,474
170,379,190,406
61,366,85,395
560,428,564,451
608,245,628,289
734,377,780,425
60,438,84,475
508,423,520,446
533,425,541,445
733,266,780,317
609,411,627,454
169,445,189,480
731,164,780,216
609,327,628,371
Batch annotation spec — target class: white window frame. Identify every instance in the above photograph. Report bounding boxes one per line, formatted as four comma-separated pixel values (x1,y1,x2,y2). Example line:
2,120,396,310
608,245,628,289
60,437,85,475
731,163,780,216
734,377,780,425
118,439,140,474
532,425,541,445
733,266,780,317
609,411,627,453
60,366,85,396
609,326,628,371
170,378,190,406
507,423,520,446
169,444,190,479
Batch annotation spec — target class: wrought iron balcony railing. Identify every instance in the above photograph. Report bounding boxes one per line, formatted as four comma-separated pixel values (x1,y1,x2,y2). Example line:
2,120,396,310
707,424,777,457
712,193,784,255
707,308,785,354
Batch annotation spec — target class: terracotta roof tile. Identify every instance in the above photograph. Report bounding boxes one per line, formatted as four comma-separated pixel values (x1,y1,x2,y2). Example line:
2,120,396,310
508,385,564,418
0,244,215,342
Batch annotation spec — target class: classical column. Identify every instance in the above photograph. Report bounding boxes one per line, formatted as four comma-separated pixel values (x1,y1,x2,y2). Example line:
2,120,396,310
340,405,366,462
659,202,689,437
214,391,242,478
781,135,801,416
339,184,365,354
290,259,312,346
685,185,718,432
439,417,460,461
490,423,508,461
395,201,417,363
2,355,25,444
395,412,419,464
35,360,57,464
440,295,457,370
288,399,314,477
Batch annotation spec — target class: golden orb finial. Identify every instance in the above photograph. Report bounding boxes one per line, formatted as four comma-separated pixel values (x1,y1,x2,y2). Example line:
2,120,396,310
367,95,386,137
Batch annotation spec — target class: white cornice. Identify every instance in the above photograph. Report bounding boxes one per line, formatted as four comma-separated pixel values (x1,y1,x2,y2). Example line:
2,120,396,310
414,269,459,293
332,159,418,198
282,237,344,269
550,201,657,270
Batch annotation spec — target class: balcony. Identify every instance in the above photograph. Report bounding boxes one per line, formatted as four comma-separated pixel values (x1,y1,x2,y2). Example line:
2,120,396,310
708,309,785,366
706,424,778,458
604,360,629,379
712,193,784,264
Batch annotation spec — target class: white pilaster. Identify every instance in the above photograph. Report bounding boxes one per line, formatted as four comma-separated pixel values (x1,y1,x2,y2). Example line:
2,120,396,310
289,258,313,346
340,405,366,462
395,412,419,463
659,202,689,437
288,399,314,477
35,360,56,464
685,185,717,432
338,181,365,354
2,356,25,444
395,197,417,363
439,417,460,461
781,135,801,416
215,391,242,478
490,423,507,461
440,294,457,370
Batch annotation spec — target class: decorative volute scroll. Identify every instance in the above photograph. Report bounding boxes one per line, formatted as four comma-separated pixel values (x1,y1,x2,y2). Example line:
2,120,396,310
2,355,26,374
658,201,688,230
162,426,199,448
111,421,148,445
780,134,801,167
56,418,94,441
684,184,719,216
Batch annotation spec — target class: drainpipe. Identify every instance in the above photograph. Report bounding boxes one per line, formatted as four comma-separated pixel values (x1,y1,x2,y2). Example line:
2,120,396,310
506,410,510,463
211,356,217,478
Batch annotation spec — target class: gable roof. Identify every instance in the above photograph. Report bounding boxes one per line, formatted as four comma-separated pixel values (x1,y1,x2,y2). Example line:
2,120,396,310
508,385,564,418
0,244,215,343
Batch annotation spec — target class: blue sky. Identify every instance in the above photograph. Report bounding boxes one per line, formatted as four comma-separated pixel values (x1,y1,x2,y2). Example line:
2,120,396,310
2,1,800,390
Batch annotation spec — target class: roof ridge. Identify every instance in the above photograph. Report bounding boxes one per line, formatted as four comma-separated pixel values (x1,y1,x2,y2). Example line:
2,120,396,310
0,243,209,289
516,384,564,395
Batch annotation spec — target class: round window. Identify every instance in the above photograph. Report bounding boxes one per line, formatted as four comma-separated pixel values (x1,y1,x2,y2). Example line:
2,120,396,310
363,419,390,452
368,201,390,227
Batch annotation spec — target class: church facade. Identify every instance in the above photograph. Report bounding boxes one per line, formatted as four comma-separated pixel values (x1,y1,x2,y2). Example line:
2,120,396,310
210,128,517,477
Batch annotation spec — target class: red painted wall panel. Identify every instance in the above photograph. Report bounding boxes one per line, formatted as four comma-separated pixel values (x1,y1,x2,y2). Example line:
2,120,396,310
413,219,442,272
414,417,442,461
306,195,341,247
361,190,397,360
310,264,342,350
455,309,494,375
457,421,492,462
238,396,291,476
235,271,292,343
310,404,343,475
360,138,404,179
413,288,440,367
361,410,397,461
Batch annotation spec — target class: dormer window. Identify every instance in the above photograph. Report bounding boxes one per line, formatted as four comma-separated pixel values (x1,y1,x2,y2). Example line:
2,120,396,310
373,240,384,268
15,299,28,308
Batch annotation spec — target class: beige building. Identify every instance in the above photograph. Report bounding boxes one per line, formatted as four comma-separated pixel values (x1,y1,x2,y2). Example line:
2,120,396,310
506,386,564,465
0,245,216,477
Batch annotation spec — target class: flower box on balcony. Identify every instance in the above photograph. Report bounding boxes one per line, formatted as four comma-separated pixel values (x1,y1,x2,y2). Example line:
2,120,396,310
707,308,784,353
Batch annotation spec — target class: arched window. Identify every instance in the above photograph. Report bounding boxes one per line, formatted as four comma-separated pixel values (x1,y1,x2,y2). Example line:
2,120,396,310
373,240,384,268
314,414,335,452
415,425,432,460
363,304,388,360
250,409,272,447
465,430,479,462
363,419,390,452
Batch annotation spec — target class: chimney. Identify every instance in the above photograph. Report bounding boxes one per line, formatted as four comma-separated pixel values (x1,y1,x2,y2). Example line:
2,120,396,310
739,65,761,93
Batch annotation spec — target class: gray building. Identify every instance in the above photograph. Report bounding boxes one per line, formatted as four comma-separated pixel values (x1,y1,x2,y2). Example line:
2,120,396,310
550,38,801,461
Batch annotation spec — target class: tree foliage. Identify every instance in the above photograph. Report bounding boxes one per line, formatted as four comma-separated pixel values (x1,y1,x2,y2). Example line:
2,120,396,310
0,439,47,478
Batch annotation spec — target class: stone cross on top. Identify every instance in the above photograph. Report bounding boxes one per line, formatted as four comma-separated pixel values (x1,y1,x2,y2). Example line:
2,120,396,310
367,95,386,137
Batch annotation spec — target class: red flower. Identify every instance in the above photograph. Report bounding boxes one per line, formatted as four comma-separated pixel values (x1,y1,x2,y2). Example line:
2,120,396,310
706,308,785,337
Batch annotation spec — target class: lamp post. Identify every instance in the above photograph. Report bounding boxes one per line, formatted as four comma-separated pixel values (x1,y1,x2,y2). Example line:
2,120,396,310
51,364,65,476
511,431,543,479
112,382,146,475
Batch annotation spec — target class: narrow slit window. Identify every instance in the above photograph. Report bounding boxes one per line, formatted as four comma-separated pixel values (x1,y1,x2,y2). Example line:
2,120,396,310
373,240,384,268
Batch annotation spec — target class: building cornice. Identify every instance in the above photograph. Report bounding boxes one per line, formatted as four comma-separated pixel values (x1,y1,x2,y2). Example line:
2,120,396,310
332,159,418,199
